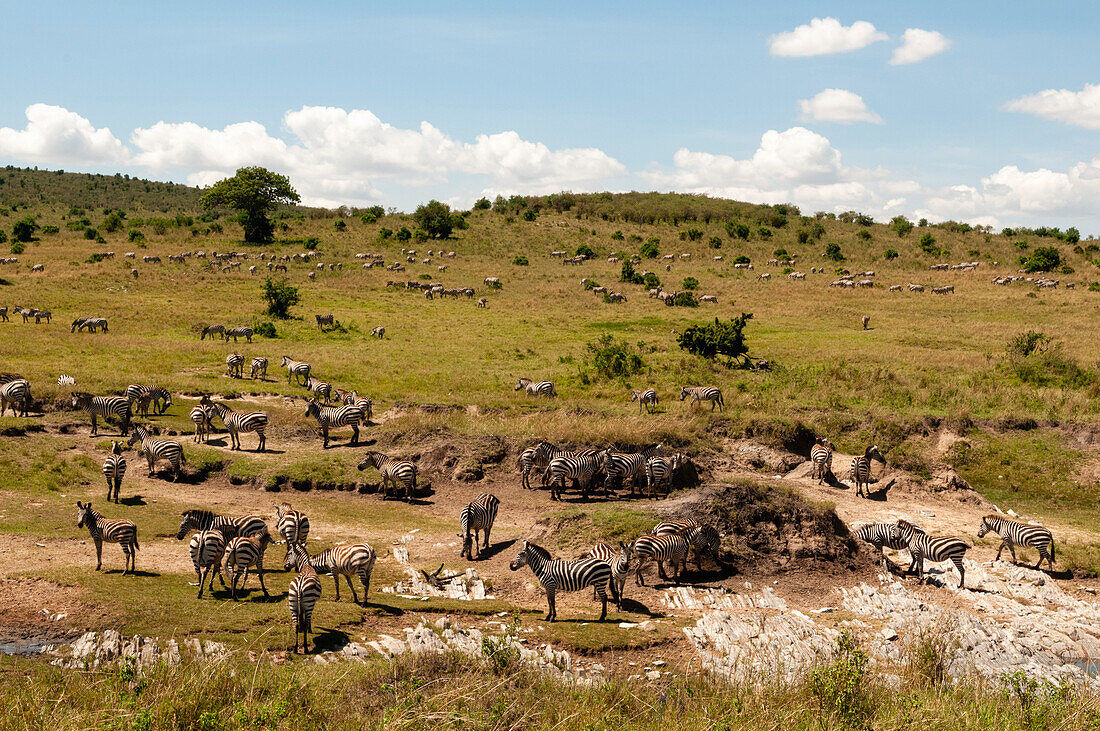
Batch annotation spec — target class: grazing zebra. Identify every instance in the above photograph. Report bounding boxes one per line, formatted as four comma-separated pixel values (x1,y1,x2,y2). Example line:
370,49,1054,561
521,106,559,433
201,324,225,340
222,531,273,600
102,441,127,503
285,542,376,605
977,514,1055,571
274,502,311,562
645,453,682,496
862,315,870,330
175,509,268,541
633,529,692,586
680,385,724,411
79,317,108,332
849,446,885,498
71,392,131,436
545,451,602,501
584,542,633,610
341,390,373,422
76,501,138,574
226,352,244,378
515,378,556,397
0,307,7,322
653,521,721,570
853,523,911,571
0,378,30,417
189,530,228,598
132,391,155,418
57,374,76,388
892,520,970,588
477,297,487,308
202,397,268,452
287,551,323,653
125,384,172,414
249,356,268,379
630,388,659,413
371,326,385,339
128,424,185,481
357,452,417,500
306,377,333,402
34,309,51,324
460,493,500,560
509,540,612,622
0,372,24,385
601,444,662,495
315,313,334,329
189,403,216,443
280,356,311,385
810,438,834,484
70,317,87,332
223,326,253,343
305,400,363,448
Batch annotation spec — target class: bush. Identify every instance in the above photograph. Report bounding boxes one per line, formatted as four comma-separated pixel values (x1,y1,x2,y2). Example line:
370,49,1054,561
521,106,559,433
1005,330,1094,389
261,277,300,319
668,291,699,307
486,279,503,290
103,211,125,233
413,200,454,238
1066,227,1081,245
610,230,624,240
12,216,37,242
40,224,59,235
582,279,600,290
66,221,86,231
379,227,393,239
473,197,491,210
890,215,914,237
725,221,750,240
1014,240,1029,250
707,236,722,249
128,230,145,242
732,255,750,265
682,276,699,290
620,260,644,285
0,230,6,244
304,237,320,250
254,322,277,338
360,211,379,224
919,232,943,255
575,244,595,258
677,314,751,364
855,213,874,226
512,255,529,266
640,238,660,258
856,229,871,241
1021,246,1061,273
824,243,845,261
680,228,704,241
10,242,25,255
86,253,105,263
586,334,646,379
413,229,428,242
643,272,661,288
1089,282,1100,292
809,632,871,726
796,230,810,244
395,226,412,242
884,248,899,260
757,226,773,240
83,227,98,240
522,209,537,222
334,219,346,231
150,218,169,236
773,248,788,259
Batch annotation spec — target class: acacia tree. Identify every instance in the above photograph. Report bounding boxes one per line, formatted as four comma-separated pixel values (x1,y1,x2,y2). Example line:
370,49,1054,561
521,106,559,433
413,199,454,239
200,167,300,243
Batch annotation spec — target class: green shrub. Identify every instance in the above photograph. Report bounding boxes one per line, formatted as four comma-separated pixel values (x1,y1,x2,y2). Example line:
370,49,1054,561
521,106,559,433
1014,240,1029,250
304,237,320,250
522,209,537,221
890,215,914,237
512,255,529,266
379,228,393,239
643,272,661,288
676,314,751,364
809,632,871,726
83,227,97,240
66,221,86,231
707,236,722,249
334,219,346,231
757,226,773,240
773,248,789,258
586,334,646,379
856,229,871,241
1021,246,1062,273
413,229,429,242
883,248,899,259
86,253,104,264
413,200,454,238
12,216,37,242
919,232,945,255
473,197,491,210
103,211,125,232
10,241,25,255
725,221,750,239
680,227,704,241
254,322,277,338
127,229,145,243
582,279,600,290
824,243,845,261
40,224,59,234
1089,282,1100,292
796,230,810,244
575,244,595,258
395,226,412,242
610,230,624,240
1005,330,1094,388
682,276,699,290
261,277,300,319
640,238,660,258
620,260,644,285
732,255,750,265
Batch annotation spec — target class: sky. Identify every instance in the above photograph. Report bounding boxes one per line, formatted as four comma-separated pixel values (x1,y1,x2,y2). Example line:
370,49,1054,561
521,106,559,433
2,1,1099,231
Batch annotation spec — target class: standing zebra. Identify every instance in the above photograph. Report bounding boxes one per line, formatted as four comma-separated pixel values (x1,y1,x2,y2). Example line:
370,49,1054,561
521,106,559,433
125,384,172,414
892,520,970,588
977,514,1056,571
680,385,724,411
189,530,228,598
281,356,311,385
222,531,274,600
250,356,268,379
305,399,363,448
600,444,662,495
853,523,911,571
201,324,225,340
545,451,602,501
128,424,185,481
515,378,557,397
76,501,138,574
285,542,376,605
202,396,268,452
633,529,693,586
370,326,385,339
810,438,834,484
175,509,268,541
509,540,612,622
653,521,721,570
849,446,886,498
518,441,560,490
189,403,216,443
341,390,373,422
630,388,659,413
0,378,30,417
0,307,7,322
225,353,244,378
71,392,131,436
70,317,88,332
315,313,334,329
584,542,633,610
102,441,127,503
274,502,311,562
357,452,417,500
645,453,683,496
78,317,108,332
223,326,254,343
287,550,322,654
460,493,500,560
306,377,333,402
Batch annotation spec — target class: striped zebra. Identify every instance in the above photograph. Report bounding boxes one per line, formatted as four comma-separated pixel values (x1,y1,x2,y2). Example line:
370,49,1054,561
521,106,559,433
76,501,139,574
853,523,911,571
509,540,612,621
892,520,970,588
78,317,108,332
70,317,87,332
0,378,30,417
630,388,659,413
653,521,721,570
281,356,311,385
128,424,185,481
517,441,560,490
306,377,333,402
633,529,693,586
977,514,1055,571
0,372,25,385
305,400,363,448
175,509,268,541
102,441,127,503
0,307,7,322
515,378,557,397
849,446,885,497
189,403,216,443
370,326,385,339
226,353,244,378
285,542,376,605
34,309,51,324
810,438,834,484
357,452,417,500
287,551,323,653
223,326,253,343
584,542,633,610
201,324,225,340
645,453,683,496
125,384,172,414
600,444,662,495
315,313,334,329
680,385,724,411
57,374,76,388
341,390,373,422
71,392,131,436
222,531,273,600
545,451,602,501
203,396,268,452
274,502,311,562
250,356,268,379
189,529,228,598
460,493,500,560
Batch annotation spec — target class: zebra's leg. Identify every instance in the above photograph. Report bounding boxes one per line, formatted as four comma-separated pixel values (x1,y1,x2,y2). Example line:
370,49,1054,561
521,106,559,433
333,575,341,602
346,574,359,604
350,424,359,446
321,426,329,449
1007,541,1018,565
93,538,103,570
596,583,608,621
955,559,965,589
257,561,269,597
657,560,668,580
90,414,98,436
198,565,209,598
483,525,491,552
257,430,265,453
635,559,646,586
545,588,556,622
361,566,372,601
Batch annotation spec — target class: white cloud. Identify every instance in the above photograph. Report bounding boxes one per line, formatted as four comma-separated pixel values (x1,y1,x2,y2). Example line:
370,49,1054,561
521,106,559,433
769,17,887,57
889,28,950,65
1004,83,1100,130
0,104,128,166
798,89,883,124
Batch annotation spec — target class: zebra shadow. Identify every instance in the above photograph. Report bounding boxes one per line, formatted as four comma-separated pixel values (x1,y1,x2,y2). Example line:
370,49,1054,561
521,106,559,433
118,495,147,507
222,588,287,603
311,627,351,653
103,569,160,578
616,597,658,616
469,538,517,562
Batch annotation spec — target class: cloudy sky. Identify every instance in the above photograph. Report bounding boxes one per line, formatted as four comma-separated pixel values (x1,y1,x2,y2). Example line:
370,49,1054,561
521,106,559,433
2,1,1099,231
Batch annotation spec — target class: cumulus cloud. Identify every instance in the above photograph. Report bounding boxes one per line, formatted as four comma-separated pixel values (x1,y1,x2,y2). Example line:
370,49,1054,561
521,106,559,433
1004,83,1100,130
798,89,883,124
769,17,887,57
0,104,128,166
889,28,950,65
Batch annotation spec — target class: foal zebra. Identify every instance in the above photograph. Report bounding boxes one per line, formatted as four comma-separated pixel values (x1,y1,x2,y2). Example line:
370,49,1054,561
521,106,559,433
633,529,693,586
281,356,311,385
76,501,139,574
849,445,885,497
515,378,557,397
102,441,127,503
0,378,30,417
189,403,217,443
285,541,376,605
175,509,268,541
977,514,1056,571
203,396,268,452
287,551,322,653
510,540,612,621
600,444,662,495
518,441,559,490
274,502,311,562
892,520,970,588
357,452,417,500
680,385,724,411
71,392,131,436
222,531,274,600
810,438,834,484
226,353,244,378
315,313,334,329
128,424,185,481
189,530,228,598
223,326,253,343
250,356,268,379
125,384,171,414
460,493,500,560
305,400,363,448
630,388,659,413
545,451,602,501
584,542,633,610
201,324,226,340
853,522,910,571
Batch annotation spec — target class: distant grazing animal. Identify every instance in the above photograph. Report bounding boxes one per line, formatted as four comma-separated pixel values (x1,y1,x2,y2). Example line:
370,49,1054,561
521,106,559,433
189,530,228,598
315,313,334,330
201,324,225,340
515,378,556,397
357,451,417,500
203,396,268,452
31,264,44,272
0,378,30,417
128,424,185,481
130,269,138,278
977,514,1055,571
0,307,7,322
101,441,127,503
892,520,970,588
699,295,718,303
460,493,500,560
853,523,910,571
274,502,311,563
287,550,322,653
653,521,721,570
849,445,885,498
71,392,131,436
477,297,487,308
223,326,253,343
341,390,373,422
71,317,87,332
510,540,612,622
862,315,870,330
680,385,724,411
932,285,954,295
281,356,311,385
287,541,376,606
222,531,273,600
189,403,215,443
76,501,138,574
57,374,76,388
250,356,268,379
630,388,658,413
78,317,108,332
305,399,364,448
174,509,268,542
371,326,385,339
584,541,633,610
32,309,51,323
225,353,244,378
810,438,834,484
125,384,171,414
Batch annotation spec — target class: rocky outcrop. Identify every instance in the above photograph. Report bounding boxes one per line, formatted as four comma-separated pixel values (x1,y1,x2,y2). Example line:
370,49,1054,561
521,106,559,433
45,630,228,670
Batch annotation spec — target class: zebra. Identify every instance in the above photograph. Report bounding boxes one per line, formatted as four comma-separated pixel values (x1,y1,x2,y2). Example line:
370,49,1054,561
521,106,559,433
810,438,834,484
249,356,268,379
509,540,612,622
274,502,311,563
371,326,385,339
315,313,334,330
222,531,273,600
76,501,139,574
357,451,417,500
102,441,127,503
57,374,76,388
680,386,724,411
226,353,244,378
201,324,225,340
285,542,376,606
306,377,333,403
584,542,633,610
853,523,911,571
125,384,172,414
460,493,500,560
518,441,560,490
189,530,228,598
223,326,253,343
977,514,1056,571
287,549,323,653
892,520,970,588
545,451,602,501
79,317,108,332
305,400,363,448
281,356,311,385
0,307,6,322
175,509,268,542
70,317,88,333
645,454,683,496
34,309,51,324
862,315,870,330
849,446,885,497
515,378,556,397
0,379,30,417
600,444,662,495
0,372,24,385
630,388,659,413
202,396,268,452
71,392,131,436
653,521,721,570
341,390,373,422
633,529,693,586
189,403,216,443
128,424,185,481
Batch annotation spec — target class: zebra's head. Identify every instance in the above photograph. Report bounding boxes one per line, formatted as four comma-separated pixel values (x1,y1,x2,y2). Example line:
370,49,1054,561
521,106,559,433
977,515,994,538
893,520,919,544
284,542,310,571
111,440,123,455
304,400,321,418
76,501,94,528
176,510,202,540
617,541,634,564
127,425,149,447
514,379,529,391
509,541,532,571
281,355,292,367
356,452,380,471
868,445,886,463
70,392,90,409
679,387,690,401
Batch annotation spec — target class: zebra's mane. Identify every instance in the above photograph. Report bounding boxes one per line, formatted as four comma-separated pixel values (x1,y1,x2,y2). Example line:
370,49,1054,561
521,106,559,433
524,541,552,561
896,519,924,533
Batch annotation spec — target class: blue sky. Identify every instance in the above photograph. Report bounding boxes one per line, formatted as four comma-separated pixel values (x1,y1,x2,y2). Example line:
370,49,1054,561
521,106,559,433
2,1,1099,230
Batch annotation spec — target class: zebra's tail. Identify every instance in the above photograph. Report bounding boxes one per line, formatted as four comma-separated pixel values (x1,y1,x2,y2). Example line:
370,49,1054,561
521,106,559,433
133,532,140,551
1050,539,1056,563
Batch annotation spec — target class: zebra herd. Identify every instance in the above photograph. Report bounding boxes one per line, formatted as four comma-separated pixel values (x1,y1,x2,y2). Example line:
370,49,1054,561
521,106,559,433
515,381,723,417
200,324,254,342
517,440,687,500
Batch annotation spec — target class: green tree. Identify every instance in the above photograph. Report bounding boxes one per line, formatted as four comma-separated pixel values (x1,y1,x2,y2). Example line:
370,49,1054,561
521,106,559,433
413,200,455,238
1066,227,1081,245
395,226,412,242
641,238,660,258
103,211,125,233
677,314,752,365
824,243,845,261
200,167,300,244
682,276,700,290
261,277,300,319
12,216,38,242
1021,246,1062,273
473,197,491,210
890,215,914,237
